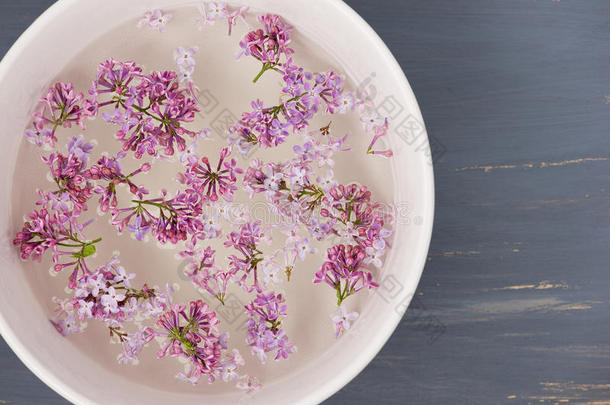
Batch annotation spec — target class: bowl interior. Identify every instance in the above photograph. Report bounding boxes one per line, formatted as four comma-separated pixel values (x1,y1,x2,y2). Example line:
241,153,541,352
0,1,433,404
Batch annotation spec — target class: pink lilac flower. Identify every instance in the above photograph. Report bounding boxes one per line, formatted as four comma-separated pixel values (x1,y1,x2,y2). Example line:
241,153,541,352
27,82,97,148
294,237,314,260
24,121,55,148
317,170,337,192
313,244,378,305
13,207,100,286
50,298,85,336
239,14,294,82
112,191,196,245
320,183,392,254
101,286,126,314
175,46,197,67
244,292,295,362
207,2,228,20
174,46,199,96
227,6,249,35
84,153,150,212
91,60,200,158
180,245,232,304
138,9,172,32
127,215,151,241
224,221,268,292
52,258,158,340
42,152,93,211
229,68,344,151
182,147,243,202
118,327,156,365
90,59,142,101
364,245,384,268
260,254,283,286
156,300,229,384
366,117,393,157
360,106,385,133
37,190,71,214
236,375,262,394
331,304,359,338
336,92,356,114
196,2,248,35
68,136,94,166
51,313,83,336
220,349,245,382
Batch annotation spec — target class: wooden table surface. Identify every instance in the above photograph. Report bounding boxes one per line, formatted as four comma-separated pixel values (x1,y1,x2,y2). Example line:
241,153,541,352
1,1,609,404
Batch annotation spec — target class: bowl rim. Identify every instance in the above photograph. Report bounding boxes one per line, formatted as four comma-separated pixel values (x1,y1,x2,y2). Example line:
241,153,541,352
0,1,435,404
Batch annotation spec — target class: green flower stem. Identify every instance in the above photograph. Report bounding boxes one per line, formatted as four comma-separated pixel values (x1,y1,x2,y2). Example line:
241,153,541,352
253,62,276,83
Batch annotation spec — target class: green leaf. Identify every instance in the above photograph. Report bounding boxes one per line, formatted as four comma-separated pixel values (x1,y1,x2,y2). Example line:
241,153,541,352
72,244,96,258
81,244,96,257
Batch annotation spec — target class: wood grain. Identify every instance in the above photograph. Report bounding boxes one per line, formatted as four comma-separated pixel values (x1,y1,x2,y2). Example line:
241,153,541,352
1,1,609,404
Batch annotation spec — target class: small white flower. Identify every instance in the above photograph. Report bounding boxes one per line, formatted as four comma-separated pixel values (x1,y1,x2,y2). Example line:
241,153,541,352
221,361,239,382
290,166,308,187
64,314,82,334
263,172,283,191
261,258,283,285
317,170,337,192
148,9,172,32
295,238,314,260
181,140,199,164
208,2,229,19
77,300,94,319
337,93,356,114
364,246,384,268
113,266,136,288
101,287,125,314
332,305,359,337
175,46,197,67
361,109,384,133
88,274,106,297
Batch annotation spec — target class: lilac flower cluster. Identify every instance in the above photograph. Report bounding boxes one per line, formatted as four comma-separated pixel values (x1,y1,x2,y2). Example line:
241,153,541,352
175,46,198,95
24,82,97,148
313,244,378,306
321,183,393,256
111,190,199,244
137,9,173,32
93,59,200,157
239,123,392,330
331,304,359,338
182,147,243,202
156,300,234,384
85,153,150,212
242,130,348,223
245,292,296,362
359,101,393,157
224,221,269,293
13,207,98,287
239,14,294,82
235,13,394,158
197,2,250,35
111,146,242,244
41,151,93,213
180,244,231,305
229,67,345,153
51,257,158,335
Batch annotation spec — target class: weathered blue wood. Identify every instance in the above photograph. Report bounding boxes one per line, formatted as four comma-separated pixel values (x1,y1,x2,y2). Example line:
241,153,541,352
1,1,610,404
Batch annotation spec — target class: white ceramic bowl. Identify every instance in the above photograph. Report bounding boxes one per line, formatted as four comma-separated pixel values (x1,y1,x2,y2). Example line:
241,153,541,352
0,1,434,404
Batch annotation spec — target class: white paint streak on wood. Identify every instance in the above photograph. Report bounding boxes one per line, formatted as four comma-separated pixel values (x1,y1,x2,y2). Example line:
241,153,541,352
454,157,608,173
